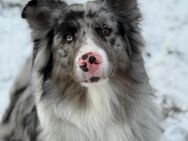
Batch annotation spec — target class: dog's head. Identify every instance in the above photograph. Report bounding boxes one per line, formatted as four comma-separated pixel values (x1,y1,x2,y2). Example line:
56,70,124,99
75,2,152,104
22,0,143,87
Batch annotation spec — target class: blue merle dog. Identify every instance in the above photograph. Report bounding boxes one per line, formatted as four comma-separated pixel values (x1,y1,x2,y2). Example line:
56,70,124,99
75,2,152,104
0,0,162,141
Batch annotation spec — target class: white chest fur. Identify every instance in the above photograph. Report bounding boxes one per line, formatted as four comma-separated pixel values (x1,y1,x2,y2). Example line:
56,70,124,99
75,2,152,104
37,82,135,141
36,81,160,141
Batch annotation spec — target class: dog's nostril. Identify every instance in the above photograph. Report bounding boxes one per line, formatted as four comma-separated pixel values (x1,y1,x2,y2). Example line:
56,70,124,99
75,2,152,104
80,66,89,72
89,56,96,64
80,63,89,72
82,54,88,60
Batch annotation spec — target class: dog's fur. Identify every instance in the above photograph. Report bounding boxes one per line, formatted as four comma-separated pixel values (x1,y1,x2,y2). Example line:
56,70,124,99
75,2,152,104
0,0,162,141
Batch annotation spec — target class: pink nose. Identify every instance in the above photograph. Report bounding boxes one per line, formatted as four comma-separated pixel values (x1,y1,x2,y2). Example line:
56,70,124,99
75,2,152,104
78,52,102,72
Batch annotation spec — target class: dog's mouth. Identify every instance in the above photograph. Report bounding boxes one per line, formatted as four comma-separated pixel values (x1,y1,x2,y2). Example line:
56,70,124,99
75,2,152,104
89,76,100,82
80,76,107,87
84,76,102,83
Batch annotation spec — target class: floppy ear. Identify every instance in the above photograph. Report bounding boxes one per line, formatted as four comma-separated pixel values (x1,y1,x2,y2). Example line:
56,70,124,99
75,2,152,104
22,0,67,31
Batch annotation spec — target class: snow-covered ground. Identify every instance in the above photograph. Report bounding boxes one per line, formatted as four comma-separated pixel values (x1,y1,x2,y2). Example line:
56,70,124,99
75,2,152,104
140,1,188,140
0,0,188,141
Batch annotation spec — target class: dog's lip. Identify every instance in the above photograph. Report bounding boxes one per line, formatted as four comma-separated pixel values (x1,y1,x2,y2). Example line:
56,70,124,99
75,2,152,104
90,77,100,82
82,76,106,83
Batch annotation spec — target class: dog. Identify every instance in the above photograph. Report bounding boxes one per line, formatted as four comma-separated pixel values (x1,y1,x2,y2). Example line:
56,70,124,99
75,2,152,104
0,0,162,141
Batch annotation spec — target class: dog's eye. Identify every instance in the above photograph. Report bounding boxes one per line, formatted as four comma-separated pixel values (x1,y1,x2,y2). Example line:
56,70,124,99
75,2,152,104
65,34,74,42
102,24,112,36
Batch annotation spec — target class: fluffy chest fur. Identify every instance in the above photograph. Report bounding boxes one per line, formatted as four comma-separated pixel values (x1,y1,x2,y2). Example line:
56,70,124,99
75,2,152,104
35,79,160,141
37,84,126,141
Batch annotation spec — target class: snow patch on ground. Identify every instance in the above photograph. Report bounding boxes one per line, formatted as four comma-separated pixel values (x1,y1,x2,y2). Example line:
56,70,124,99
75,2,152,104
0,0,188,141
139,0,188,140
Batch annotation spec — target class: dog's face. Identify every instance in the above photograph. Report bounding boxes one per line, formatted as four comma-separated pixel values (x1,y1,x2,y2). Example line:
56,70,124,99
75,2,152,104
53,2,130,86
22,0,142,87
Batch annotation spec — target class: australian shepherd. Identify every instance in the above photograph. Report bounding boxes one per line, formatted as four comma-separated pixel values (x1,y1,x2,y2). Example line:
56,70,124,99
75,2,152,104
0,0,162,141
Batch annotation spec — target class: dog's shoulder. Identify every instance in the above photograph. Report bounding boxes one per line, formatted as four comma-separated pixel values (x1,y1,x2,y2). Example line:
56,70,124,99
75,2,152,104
0,58,39,141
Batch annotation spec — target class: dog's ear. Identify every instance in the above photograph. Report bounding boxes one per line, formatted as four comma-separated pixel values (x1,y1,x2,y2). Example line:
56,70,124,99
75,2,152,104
104,0,139,20
104,0,136,10
103,0,143,55
22,0,67,31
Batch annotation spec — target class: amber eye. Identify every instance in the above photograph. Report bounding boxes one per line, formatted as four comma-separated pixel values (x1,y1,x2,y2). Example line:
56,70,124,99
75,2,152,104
65,34,74,42
102,25,112,36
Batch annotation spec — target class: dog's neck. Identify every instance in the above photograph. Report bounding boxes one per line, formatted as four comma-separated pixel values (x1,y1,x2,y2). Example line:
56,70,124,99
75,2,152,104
37,80,129,141
35,74,160,141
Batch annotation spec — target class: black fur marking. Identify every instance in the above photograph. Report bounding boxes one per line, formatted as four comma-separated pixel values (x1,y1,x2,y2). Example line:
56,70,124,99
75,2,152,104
42,53,53,82
40,29,54,97
118,20,142,55
33,39,41,47
64,11,84,21
109,38,116,46
32,48,38,66
41,30,54,82
2,86,27,123
95,27,106,41
27,0,37,7
117,22,133,56
86,10,97,18
32,39,41,64
117,22,126,40
57,22,78,42
21,0,37,19
22,106,39,141
57,11,84,38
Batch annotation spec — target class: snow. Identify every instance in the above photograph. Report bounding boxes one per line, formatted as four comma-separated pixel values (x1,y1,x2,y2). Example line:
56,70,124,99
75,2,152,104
0,0,188,141
139,1,188,140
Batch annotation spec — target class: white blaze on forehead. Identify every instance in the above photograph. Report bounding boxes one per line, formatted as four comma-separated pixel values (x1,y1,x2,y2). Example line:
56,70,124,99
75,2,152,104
64,0,96,5
81,37,106,55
